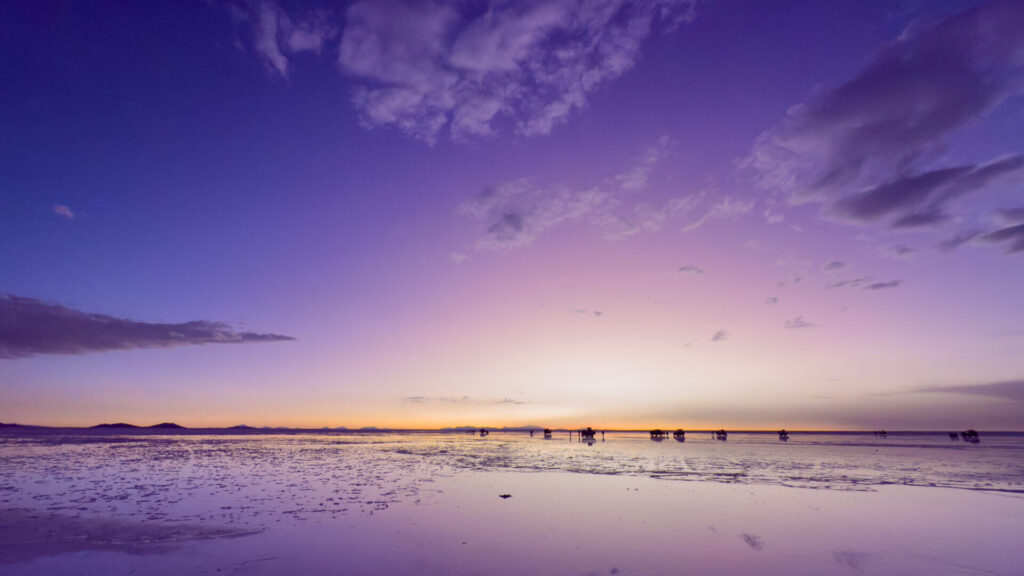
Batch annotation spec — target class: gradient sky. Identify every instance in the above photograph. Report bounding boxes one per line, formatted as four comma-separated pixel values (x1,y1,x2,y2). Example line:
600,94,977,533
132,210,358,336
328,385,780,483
2,0,1023,429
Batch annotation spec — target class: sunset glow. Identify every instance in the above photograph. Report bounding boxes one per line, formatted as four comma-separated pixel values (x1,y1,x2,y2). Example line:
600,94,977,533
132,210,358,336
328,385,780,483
2,0,1023,430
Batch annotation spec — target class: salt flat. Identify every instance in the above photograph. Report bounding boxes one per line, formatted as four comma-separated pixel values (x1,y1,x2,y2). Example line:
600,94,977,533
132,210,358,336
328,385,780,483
2,430,1022,575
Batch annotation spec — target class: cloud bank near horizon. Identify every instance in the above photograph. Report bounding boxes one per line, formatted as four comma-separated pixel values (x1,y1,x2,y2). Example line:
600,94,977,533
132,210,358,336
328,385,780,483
918,380,1024,402
0,294,294,359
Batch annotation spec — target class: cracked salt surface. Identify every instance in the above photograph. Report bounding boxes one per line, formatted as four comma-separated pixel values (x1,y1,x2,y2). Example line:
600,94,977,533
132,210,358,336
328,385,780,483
1,434,448,530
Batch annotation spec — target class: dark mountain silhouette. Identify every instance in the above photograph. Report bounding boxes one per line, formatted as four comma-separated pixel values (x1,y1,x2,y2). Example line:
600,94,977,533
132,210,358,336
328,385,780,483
441,425,545,432
148,422,185,429
90,423,140,429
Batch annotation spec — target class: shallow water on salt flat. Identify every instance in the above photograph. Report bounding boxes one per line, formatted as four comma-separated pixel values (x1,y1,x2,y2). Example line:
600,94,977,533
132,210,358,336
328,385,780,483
2,430,1024,575
1,429,1022,529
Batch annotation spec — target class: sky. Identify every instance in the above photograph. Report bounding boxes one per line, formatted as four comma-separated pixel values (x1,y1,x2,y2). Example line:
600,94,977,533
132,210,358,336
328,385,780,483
2,0,1023,430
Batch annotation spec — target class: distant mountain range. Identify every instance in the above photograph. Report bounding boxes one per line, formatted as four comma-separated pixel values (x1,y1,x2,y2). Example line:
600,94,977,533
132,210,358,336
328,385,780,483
441,425,546,431
2,422,550,432
90,422,185,429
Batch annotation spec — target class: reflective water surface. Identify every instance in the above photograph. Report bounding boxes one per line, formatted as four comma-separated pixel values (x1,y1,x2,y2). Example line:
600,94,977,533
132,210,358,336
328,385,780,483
2,430,1023,575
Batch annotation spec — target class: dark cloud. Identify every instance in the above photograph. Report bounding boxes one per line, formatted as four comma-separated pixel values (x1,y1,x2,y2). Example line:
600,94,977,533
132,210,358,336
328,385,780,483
741,534,764,551
890,209,950,229
710,329,729,342
678,265,704,276
836,167,966,223
827,276,872,289
0,294,294,359
835,156,1024,228
918,380,1024,402
765,296,778,306
748,1,1024,241
864,280,902,290
784,316,818,329
822,260,845,272
979,224,1024,253
486,212,526,244
880,244,916,259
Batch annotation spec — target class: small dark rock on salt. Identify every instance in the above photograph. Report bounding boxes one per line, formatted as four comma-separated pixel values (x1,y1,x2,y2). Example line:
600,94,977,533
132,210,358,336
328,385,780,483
498,494,511,499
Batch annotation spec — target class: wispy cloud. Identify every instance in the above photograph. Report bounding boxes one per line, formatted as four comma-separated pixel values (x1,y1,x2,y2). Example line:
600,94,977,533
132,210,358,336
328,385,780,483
0,294,294,359
710,329,729,342
763,199,785,224
776,273,803,288
679,196,754,232
784,316,817,329
52,205,75,220
621,194,705,237
821,260,845,272
864,280,901,290
458,179,611,251
765,296,778,306
402,395,529,406
335,0,698,143
678,265,704,276
835,156,1024,228
937,230,981,252
996,207,1024,224
745,1,1024,244
827,276,872,289
458,137,739,251
228,1,338,78
979,224,1024,253
917,380,1024,402
879,244,916,260
615,136,674,191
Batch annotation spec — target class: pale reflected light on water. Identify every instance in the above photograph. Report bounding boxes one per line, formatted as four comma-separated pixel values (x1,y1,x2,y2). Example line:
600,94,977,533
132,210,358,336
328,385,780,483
1,430,1023,575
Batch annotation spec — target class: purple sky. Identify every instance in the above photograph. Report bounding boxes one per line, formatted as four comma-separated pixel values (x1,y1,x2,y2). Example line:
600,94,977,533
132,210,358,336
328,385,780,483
2,0,1023,429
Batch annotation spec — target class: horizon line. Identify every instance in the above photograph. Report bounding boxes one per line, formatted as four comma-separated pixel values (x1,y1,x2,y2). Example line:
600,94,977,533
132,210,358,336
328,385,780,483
1,422,1018,433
